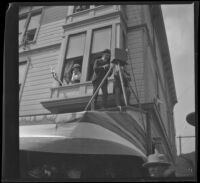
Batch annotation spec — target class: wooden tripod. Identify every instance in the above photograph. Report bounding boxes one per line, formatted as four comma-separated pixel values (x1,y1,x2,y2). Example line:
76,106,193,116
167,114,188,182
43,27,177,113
84,60,128,111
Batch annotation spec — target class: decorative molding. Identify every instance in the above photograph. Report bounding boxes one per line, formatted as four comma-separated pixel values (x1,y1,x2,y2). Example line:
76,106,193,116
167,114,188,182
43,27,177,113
63,11,125,32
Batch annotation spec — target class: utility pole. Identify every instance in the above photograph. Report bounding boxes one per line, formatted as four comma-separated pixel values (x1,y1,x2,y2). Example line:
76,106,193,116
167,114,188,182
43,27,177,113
178,136,182,155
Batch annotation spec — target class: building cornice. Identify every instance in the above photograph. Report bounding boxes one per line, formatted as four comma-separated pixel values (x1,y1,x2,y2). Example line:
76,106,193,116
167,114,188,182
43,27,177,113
150,5,178,106
63,10,126,32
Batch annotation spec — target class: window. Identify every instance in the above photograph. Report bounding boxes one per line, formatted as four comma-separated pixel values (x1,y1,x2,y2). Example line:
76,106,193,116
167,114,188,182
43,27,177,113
25,12,41,42
19,17,27,44
87,27,112,81
73,5,102,13
19,61,29,100
73,5,90,13
19,6,42,45
62,32,86,84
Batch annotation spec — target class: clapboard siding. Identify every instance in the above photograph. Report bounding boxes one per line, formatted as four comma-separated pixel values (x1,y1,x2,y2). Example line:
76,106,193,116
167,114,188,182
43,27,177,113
127,29,145,104
42,6,68,25
24,77,53,87
26,74,52,82
19,19,65,52
21,92,51,102
20,105,50,114
142,6,154,43
22,88,50,96
19,47,60,116
126,5,143,27
23,83,53,92
144,42,156,103
28,64,57,75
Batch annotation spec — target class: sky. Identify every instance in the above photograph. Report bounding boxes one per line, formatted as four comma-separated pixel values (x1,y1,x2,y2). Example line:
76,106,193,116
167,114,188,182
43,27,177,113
161,4,195,154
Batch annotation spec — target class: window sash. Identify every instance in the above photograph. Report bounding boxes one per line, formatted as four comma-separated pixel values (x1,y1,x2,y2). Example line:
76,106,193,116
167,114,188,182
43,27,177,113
73,5,90,13
19,17,27,33
66,33,86,59
19,62,27,84
27,13,41,30
91,27,112,54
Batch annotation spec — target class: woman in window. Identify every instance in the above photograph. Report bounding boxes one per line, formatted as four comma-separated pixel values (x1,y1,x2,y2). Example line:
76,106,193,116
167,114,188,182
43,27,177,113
70,64,82,84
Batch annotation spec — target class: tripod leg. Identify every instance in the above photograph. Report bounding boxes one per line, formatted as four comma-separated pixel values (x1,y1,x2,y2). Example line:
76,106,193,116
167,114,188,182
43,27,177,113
84,65,114,111
117,64,128,106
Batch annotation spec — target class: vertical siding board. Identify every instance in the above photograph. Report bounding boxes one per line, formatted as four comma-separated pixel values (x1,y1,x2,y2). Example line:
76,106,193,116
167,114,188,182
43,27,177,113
126,5,143,27
127,29,145,104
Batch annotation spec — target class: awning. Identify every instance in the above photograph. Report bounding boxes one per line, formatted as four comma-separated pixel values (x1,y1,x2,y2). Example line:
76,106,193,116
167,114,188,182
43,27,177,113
20,109,147,161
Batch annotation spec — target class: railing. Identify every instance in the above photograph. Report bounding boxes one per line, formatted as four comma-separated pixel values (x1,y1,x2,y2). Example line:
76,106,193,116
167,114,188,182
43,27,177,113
50,78,114,100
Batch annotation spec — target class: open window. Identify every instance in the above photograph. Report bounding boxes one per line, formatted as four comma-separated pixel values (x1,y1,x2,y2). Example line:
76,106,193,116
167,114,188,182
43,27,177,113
25,12,41,42
62,32,86,85
19,6,42,45
73,5,103,14
73,5,90,13
87,26,112,81
19,16,27,44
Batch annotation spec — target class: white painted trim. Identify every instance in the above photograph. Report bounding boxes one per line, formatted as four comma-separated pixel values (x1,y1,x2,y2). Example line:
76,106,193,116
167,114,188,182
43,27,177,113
19,58,30,103
80,29,92,83
57,35,69,86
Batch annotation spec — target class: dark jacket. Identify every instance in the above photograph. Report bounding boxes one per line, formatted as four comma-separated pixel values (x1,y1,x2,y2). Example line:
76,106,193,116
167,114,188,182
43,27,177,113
92,58,111,83
114,68,131,88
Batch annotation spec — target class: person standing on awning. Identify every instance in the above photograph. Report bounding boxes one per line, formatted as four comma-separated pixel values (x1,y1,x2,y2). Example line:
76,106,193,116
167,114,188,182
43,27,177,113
91,49,112,109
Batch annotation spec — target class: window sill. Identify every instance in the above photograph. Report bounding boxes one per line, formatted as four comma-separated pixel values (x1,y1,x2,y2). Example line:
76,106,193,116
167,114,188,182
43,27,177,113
19,40,37,48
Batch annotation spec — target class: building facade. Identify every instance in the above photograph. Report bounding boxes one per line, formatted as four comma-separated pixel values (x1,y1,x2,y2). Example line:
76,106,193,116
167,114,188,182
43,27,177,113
19,5,177,169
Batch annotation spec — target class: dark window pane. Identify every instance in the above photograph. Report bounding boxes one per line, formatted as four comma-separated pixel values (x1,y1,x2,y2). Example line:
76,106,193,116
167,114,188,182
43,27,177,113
26,29,37,42
62,58,83,85
73,5,90,13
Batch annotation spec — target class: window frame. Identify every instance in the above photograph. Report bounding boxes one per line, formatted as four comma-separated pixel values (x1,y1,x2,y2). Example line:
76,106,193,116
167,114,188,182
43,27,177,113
19,6,43,46
19,58,30,102
58,22,121,88
87,25,112,81
61,32,87,85
72,5,103,14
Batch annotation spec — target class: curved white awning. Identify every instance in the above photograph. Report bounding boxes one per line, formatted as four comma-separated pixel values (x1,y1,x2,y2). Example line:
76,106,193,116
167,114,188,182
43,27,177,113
20,122,147,161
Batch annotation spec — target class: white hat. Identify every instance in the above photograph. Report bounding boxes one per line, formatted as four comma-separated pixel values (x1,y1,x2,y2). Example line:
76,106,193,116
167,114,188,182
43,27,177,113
143,149,171,168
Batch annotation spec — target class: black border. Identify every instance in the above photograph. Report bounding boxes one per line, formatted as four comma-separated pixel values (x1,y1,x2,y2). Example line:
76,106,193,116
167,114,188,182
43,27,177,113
2,1,198,182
